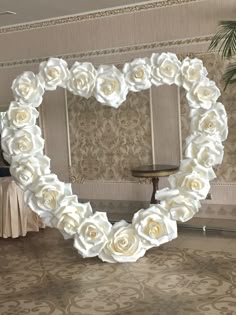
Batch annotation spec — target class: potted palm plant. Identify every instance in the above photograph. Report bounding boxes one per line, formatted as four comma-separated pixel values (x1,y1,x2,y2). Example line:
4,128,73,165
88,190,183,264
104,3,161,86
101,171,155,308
208,21,236,89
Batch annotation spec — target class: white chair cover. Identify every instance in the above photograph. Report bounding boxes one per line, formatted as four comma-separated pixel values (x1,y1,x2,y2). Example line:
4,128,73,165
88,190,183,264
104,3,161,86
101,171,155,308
0,178,44,238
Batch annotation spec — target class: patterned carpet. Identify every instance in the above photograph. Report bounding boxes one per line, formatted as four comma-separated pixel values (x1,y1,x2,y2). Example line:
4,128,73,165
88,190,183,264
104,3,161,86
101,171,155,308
0,228,236,315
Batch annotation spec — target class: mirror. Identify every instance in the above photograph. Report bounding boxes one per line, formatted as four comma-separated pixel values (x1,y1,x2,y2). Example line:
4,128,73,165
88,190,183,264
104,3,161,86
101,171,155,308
67,89,153,184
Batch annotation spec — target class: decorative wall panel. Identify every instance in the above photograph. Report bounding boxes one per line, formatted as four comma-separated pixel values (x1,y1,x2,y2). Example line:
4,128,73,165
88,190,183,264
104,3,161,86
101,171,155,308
67,90,152,182
180,53,236,182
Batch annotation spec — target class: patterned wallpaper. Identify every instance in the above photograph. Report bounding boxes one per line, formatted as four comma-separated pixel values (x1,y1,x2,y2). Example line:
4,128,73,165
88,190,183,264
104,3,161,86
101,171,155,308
67,90,152,182
68,53,236,184
180,53,236,183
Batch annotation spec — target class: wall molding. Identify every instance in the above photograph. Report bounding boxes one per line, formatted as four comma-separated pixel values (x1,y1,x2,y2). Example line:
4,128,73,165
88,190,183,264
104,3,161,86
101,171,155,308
0,35,213,69
64,90,72,169
71,178,236,205
0,0,204,34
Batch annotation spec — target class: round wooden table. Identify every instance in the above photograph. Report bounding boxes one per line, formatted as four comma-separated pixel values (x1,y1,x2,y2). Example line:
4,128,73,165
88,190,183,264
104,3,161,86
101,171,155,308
131,164,179,204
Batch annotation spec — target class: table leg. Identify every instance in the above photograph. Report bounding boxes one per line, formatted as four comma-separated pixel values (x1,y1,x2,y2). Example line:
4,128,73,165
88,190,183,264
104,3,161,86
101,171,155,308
151,177,159,204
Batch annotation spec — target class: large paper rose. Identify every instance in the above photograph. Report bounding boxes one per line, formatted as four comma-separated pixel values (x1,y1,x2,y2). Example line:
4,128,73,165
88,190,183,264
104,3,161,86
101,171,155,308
74,212,112,257
169,171,210,200
168,196,200,222
123,58,151,91
186,78,221,109
11,71,44,107
150,52,182,86
1,125,44,163
185,134,224,168
180,159,216,181
94,65,128,108
10,155,50,190
3,101,39,129
155,187,180,202
24,174,72,221
181,57,208,91
190,102,228,141
53,196,93,238
99,221,146,263
132,206,177,249
67,62,97,98
39,58,69,90
157,188,201,222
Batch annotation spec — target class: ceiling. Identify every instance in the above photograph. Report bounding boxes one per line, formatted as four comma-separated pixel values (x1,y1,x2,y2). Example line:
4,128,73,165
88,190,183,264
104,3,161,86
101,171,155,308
0,0,153,28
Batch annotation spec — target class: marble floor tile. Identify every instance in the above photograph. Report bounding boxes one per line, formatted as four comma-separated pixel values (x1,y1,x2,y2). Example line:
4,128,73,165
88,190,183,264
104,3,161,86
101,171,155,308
0,227,236,315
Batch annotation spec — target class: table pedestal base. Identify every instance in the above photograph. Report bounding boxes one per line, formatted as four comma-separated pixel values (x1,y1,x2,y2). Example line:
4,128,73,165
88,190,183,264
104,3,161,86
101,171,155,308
131,164,179,206
151,177,159,204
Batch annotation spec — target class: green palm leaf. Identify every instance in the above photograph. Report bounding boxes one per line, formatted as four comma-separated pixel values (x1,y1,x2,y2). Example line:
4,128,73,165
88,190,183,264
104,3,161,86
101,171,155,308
209,21,236,58
222,63,236,89
209,21,236,89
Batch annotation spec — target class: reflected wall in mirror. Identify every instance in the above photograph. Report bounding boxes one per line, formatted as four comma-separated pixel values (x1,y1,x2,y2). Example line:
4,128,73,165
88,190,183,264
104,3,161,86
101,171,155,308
180,53,235,183
67,89,153,183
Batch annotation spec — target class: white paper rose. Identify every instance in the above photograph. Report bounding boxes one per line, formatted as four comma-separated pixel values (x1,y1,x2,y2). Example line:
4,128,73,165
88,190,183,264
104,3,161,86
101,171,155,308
39,58,69,90
4,101,39,129
67,62,97,98
186,78,221,109
190,102,228,141
160,191,201,222
24,174,72,221
123,58,151,92
169,171,210,200
169,199,200,222
181,57,208,91
180,159,216,181
74,212,112,258
99,221,146,263
185,134,224,168
1,125,44,163
150,52,182,86
11,71,44,107
10,155,50,190
155,187,180,202
132,206,177,249
53,196,93,238
94,65,128,108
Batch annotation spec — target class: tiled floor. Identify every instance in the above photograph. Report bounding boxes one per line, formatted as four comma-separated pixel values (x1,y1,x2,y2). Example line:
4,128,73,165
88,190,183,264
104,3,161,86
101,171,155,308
0,227,236,315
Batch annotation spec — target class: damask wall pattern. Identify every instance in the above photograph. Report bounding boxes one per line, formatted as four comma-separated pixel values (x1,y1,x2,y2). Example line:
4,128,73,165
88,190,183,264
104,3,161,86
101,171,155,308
67,90,152,182
68,53,236,184
180,53,236,183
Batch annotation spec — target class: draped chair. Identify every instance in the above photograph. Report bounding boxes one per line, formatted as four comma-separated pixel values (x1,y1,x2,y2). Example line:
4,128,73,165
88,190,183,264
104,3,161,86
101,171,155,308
0,175,44,238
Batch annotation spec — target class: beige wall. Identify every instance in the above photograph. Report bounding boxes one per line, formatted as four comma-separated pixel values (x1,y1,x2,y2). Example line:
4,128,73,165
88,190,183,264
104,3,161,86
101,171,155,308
0,0,236,210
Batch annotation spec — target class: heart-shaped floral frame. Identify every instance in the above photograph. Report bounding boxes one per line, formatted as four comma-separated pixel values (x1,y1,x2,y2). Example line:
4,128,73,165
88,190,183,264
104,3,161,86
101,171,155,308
1,53,228,263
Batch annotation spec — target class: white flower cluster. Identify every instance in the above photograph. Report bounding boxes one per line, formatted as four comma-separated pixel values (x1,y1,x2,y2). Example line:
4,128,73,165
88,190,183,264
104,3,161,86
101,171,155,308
155,56,227,223
0,53,228,263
